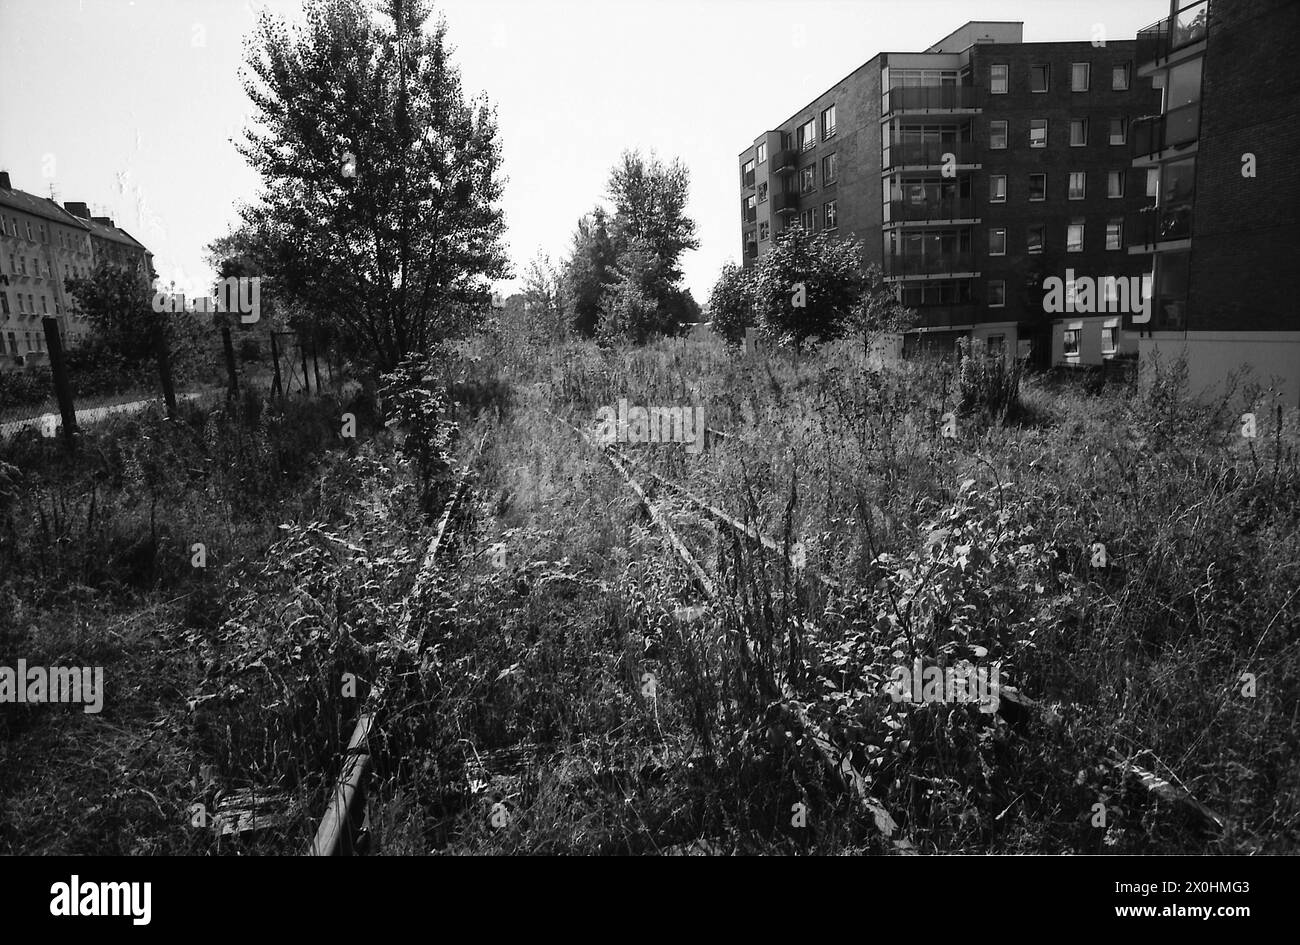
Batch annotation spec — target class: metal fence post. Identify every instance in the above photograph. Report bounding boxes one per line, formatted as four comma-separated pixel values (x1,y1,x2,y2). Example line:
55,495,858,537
41,316,77,450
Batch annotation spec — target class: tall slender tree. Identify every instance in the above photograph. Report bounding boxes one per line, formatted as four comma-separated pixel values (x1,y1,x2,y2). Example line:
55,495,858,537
238,0,509,373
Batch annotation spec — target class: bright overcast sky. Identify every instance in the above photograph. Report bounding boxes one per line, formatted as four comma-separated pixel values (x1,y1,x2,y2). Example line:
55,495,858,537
0,0,1168,304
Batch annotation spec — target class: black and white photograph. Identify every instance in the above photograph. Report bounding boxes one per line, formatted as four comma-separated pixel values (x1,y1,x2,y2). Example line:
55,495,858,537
0,0,1295,921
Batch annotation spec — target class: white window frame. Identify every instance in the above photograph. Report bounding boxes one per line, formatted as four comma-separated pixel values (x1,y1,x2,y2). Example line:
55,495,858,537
990,175,1007,202
1067,221,1085,253
1068,171,1086,200
989,228,1007,256
990,120,1008,149
1071,62,1090,92
990,64,1008,94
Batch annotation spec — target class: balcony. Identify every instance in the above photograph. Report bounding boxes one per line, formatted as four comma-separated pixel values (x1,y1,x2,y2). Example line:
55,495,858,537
882,140,977,169
883,85,981,116
885,252,976,278
771,190,799,215
1136,0,1209,67
908,303,980,329
772,149,799,174
887,198,976,224
741,169,756,189
1128,205,1194,247
1132,103,1200,158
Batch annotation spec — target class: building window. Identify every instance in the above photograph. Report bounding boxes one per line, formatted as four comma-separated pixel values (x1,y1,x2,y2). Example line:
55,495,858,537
1146,166,1159,198
824,200,838,229
1071,62,1090,91
742,159,755,186
799,208,818,230
823,153,837,184
990,175,1006,202
40,296,47,314
1102,327,1117,352
0,293,8,316
1068,171,1086,200
821,104,837,140
1106,219,1124,249
987,334,1005,358
1030,64,1049,92
759,221,770,241
1027,225,1045,254
1029,173,1046,201
6,332,14,354
800,165,816,193
7,254,13,273
1029,119,1048,148
991,64,1008,94
989,228,1007,255
988,280,1006,307
758,181,768,202
1063,329,1080,356
990,120,1008,149
16,293,25,313
798,118,816,151
1109,118,1127,145
1112,63,1130,90
757,142,768,164
1108,170,1125,198
1070,119,1088,147
1067,220,1085,252
25,222,33,241
18,256,25,275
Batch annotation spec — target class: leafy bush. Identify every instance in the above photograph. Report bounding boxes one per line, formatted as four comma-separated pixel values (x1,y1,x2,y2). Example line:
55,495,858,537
957,338,1022,422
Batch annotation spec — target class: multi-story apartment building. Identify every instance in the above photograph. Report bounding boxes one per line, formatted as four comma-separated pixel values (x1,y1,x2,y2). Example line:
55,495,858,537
1126,0,1300,405
0,171,154,370
738,21,1162,367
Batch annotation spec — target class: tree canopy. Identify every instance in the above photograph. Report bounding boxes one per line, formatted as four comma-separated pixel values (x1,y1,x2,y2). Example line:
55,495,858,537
236,0,509,372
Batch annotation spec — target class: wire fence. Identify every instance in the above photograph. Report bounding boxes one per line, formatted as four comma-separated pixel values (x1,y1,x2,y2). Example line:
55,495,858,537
0,316,345,443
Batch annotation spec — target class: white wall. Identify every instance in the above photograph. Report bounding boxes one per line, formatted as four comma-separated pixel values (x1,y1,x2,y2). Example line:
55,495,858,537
1139,332,1300,409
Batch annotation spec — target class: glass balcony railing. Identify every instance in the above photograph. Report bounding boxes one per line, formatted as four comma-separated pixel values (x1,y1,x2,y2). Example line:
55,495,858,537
1136,0,1209,66
1132,102,1200,157
772,149,799,173
883,86,980,114
882,140,976,168
887,198,975,223
1128,204,1194,245
771,190,799,214
907,303,980,329
884,252,976,277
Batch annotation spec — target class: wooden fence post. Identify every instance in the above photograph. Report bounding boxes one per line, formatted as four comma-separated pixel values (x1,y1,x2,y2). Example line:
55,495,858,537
299,334,311,395
221,322,239,399
269,331,284,398
41,317,77,450
153,315,177,415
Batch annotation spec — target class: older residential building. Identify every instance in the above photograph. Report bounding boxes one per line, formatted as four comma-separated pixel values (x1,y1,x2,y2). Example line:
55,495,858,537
738,21,1162,367
0,171,154,370
1126,0,1300,405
